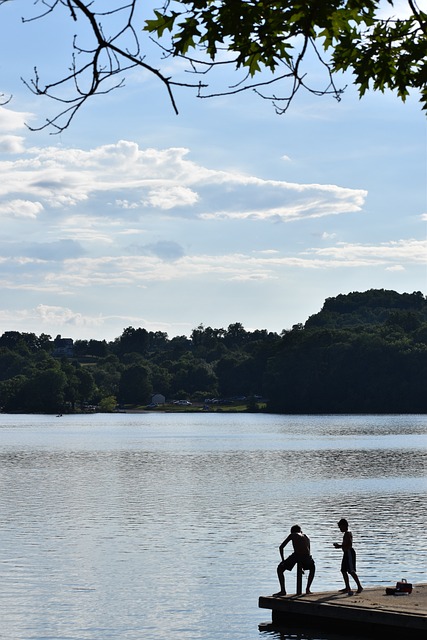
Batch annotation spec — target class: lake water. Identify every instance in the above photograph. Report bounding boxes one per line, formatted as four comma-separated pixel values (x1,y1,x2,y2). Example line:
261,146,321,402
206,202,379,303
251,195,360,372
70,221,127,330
0,413,426,640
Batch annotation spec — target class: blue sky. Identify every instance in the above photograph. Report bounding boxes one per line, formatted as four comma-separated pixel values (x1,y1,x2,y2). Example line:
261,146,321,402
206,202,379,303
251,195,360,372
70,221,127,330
0,1,425,341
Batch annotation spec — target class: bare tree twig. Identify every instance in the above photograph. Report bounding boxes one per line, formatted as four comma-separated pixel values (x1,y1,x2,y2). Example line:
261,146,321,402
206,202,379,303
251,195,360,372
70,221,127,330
18,0,206,132
2,0,423,132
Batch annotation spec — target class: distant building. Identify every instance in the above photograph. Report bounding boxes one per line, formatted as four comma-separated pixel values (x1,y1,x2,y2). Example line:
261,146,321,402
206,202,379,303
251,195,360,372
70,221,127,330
151,393,166,405
53,337,74,358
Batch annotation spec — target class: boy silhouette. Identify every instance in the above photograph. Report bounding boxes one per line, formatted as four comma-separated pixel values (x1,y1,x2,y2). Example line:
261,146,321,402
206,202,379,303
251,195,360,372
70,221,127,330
274,524,315,596
333,518,363,595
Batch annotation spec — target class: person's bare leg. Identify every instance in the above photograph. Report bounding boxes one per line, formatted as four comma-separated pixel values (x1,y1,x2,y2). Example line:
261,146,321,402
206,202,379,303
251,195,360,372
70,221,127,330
273,566,287,596
351,571,363,593
306,567,315,594
340,570,352,593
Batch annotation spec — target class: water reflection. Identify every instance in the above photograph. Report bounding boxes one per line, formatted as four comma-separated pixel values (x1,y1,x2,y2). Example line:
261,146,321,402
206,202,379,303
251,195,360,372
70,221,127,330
259,626,368,640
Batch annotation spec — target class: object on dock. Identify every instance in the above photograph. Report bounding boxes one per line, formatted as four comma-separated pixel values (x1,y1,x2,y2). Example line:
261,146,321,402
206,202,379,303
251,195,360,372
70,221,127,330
386,578,413,595
259,583,427,638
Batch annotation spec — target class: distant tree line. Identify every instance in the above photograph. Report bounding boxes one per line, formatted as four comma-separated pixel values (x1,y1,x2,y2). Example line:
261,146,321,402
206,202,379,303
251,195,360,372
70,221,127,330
0,289,426,414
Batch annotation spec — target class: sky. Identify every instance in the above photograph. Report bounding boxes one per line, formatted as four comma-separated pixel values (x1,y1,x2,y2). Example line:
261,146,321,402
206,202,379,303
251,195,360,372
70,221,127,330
0,1,425,342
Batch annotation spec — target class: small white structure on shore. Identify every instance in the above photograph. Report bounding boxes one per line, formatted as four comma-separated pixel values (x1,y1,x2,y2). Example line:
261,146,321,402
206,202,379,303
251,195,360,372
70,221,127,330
151,393,165,405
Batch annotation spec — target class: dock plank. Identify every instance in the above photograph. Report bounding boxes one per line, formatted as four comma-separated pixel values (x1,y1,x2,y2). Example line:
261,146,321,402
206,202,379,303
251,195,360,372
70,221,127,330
259,583,427,637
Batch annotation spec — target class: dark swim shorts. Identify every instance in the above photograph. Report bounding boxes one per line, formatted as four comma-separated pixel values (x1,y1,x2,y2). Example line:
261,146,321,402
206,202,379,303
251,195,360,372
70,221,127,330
279,552,315,571
341,548,356,573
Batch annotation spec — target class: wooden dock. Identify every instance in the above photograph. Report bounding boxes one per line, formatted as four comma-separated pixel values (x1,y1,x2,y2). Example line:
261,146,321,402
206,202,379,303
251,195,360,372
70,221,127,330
259,583,427,637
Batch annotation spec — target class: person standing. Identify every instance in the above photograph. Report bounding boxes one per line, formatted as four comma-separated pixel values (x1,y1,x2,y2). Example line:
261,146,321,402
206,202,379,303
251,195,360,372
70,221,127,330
333,518,363,595
274,524,315,596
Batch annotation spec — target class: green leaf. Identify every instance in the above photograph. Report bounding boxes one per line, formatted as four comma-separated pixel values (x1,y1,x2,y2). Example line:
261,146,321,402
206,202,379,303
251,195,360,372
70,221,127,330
144,11,178,38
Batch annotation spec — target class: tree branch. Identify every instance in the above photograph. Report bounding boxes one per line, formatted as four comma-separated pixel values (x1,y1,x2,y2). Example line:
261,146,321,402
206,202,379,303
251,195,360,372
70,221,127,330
1,0,424,132
20,0,206,132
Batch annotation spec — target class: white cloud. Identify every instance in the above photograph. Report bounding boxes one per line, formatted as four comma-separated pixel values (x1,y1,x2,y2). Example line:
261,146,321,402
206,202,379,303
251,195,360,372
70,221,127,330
115,199,140,210
57,215,118,244
0,305,116,334
304,239,427,267
386,265,405,272
0,140,367,225
142,186,199,209
0,199,43,218
36,304,104,329
321,232,337,240
0,303,190,341
0,135,25,153
0,106,31,132
1,237,424,298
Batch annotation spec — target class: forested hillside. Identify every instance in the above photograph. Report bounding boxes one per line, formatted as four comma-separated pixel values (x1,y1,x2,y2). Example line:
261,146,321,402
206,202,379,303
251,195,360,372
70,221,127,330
1,289,426,414
267,289,427,413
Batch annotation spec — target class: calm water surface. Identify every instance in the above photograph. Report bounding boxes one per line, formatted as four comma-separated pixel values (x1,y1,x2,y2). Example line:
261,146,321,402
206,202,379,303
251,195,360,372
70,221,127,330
0,413,426,640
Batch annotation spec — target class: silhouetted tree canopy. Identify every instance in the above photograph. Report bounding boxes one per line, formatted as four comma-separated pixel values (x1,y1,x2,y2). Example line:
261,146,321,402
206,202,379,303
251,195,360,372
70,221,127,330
2,1,425,132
